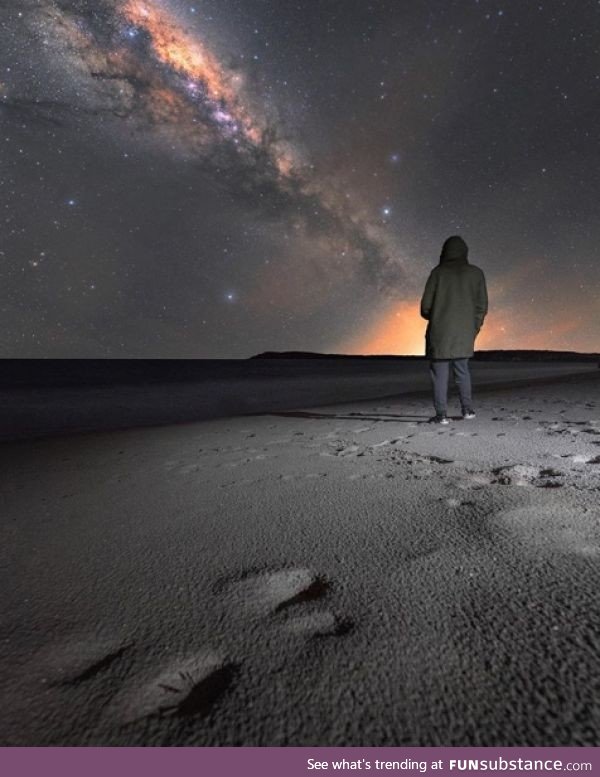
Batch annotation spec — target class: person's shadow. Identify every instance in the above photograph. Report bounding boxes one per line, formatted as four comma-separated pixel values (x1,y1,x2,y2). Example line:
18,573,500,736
267,411,437,423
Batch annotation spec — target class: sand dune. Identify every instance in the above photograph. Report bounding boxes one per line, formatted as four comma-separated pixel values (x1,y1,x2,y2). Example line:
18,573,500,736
2,365,600,745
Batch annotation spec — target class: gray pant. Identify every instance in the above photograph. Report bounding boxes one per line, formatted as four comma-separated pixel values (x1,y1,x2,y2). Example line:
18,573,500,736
429,358,472,415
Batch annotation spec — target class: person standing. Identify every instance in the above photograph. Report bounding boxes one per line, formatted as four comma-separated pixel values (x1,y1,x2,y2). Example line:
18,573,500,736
420,235,488,424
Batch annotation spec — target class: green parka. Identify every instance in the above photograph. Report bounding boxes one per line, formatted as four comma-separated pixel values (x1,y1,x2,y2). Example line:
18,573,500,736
420,236,488,360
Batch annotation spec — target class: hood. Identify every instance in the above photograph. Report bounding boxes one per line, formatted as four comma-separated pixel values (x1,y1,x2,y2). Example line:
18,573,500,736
440,235,468,263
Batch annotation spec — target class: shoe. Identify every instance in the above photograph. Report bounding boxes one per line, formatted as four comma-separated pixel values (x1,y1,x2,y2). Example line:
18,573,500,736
463,408,476,420
429,414,450,425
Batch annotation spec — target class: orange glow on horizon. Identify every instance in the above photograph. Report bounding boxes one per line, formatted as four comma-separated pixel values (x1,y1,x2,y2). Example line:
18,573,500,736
339,294,589,356
342,300,426,356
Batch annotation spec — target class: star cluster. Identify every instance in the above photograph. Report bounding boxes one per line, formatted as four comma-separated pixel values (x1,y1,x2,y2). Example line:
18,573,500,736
1,1,599,356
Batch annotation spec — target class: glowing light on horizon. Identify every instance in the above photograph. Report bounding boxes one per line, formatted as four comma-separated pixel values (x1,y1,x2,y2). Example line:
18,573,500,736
341,300,426,356
340,293,589,357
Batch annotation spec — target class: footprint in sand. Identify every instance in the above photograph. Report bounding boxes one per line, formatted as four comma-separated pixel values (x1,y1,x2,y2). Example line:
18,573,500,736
215,567,327,614
572,455,593,464
568,454,600,468
491,504,600,557
283,611,354,637
38,569,350,729
214,567,353,639
537,420,595,438
32,636,208,709
16,637,138,732
446,497,475,508
320,442,362,458
111,651,238,724
35,638,133,686
48,641,237,726
491,464,564,488
371,438,403,448
579,422,600,435
458,472,494,490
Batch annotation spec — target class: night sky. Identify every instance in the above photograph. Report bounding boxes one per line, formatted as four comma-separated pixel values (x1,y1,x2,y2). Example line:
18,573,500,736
2,0,599,358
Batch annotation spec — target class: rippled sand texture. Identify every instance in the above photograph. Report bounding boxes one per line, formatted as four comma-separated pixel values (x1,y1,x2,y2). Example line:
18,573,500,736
2,369,600,745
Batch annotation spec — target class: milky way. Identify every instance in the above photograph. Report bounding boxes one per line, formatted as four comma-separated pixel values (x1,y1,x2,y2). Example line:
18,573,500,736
2,1,599,356
23,0,402,288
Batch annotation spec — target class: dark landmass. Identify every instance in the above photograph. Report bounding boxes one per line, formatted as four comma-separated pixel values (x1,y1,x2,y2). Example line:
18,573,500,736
0,350,597,390
251,351,423,360
473,349,599,362
252,349,600,362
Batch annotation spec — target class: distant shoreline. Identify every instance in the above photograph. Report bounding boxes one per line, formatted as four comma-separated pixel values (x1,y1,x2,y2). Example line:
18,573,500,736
251,349,600,362
1,358,598,439
0,351,597,392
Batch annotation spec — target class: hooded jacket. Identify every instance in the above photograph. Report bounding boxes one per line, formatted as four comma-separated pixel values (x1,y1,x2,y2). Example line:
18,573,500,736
420,236,488,360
